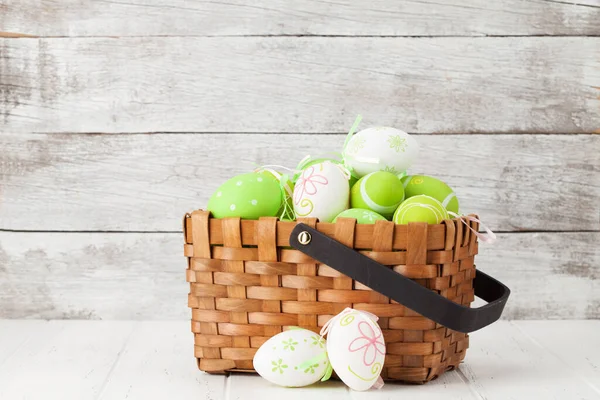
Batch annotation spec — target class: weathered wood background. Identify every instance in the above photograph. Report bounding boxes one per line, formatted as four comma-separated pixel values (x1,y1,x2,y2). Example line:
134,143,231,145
1,0,599,320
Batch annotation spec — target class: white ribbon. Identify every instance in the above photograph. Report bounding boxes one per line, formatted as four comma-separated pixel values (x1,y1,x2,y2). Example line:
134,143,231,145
371,376,385,390
448,212,497,244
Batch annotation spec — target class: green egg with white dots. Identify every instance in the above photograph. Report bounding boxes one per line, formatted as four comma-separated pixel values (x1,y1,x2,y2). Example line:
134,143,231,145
207,172,283,219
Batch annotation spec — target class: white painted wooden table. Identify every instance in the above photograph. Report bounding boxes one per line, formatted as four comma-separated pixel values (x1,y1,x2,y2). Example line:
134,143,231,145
0,320,598,400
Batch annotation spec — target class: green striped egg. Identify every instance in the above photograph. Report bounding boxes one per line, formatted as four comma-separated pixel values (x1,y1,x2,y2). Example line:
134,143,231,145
393,195,449,225
401,175,459,214
350,171,405,219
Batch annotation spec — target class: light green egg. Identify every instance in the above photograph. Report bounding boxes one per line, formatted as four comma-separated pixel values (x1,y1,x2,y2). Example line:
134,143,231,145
350,171,405,219
207,172,282,219
393,195,449,225
333,208,387,224
401,175,459,214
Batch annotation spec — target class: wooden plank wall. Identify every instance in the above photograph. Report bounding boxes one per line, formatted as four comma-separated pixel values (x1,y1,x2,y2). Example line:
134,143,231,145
1,0,599,319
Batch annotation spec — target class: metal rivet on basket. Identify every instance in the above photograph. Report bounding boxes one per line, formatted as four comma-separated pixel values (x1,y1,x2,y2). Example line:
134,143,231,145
298,231,312,245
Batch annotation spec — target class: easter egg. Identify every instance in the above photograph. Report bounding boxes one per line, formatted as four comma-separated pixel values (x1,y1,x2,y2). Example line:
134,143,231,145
350,171,405,219
344,127,419,177
293,157,340,180
326,310,386,391
294,156,358,188
401,175,459,214
259,169,296,220
293,161,350,222
333,208,387,224
207,172,282,219
393,195,449,225
253,328,329,387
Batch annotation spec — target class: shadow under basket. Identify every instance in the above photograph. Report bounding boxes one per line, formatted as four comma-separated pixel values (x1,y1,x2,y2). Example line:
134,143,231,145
183,210,509,384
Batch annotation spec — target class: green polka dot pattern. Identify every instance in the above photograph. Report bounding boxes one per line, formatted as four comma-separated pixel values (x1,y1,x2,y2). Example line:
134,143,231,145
207,172,283,219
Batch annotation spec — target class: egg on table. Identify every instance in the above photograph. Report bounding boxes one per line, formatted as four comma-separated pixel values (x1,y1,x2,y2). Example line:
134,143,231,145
326,310,386,391
253,328,329,387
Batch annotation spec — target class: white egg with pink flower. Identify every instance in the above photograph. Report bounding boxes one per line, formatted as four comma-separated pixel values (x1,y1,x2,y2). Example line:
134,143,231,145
325,309,386,391
292,161,350,222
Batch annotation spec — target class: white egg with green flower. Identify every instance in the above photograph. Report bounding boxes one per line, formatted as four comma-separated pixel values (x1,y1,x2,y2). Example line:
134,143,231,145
253,328,330,387
344,127,419,178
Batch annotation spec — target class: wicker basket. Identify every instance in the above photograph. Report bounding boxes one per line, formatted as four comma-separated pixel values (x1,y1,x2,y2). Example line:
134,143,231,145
183,210,507,383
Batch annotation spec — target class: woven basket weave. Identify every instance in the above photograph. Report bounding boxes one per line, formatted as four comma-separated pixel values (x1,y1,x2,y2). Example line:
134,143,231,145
183,210,479,383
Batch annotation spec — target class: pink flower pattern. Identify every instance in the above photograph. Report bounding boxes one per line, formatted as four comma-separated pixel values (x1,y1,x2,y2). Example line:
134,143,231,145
293,166,329,205
348,321,386,366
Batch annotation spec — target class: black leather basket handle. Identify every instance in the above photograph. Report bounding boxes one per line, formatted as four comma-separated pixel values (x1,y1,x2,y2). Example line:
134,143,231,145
289,223,510,334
